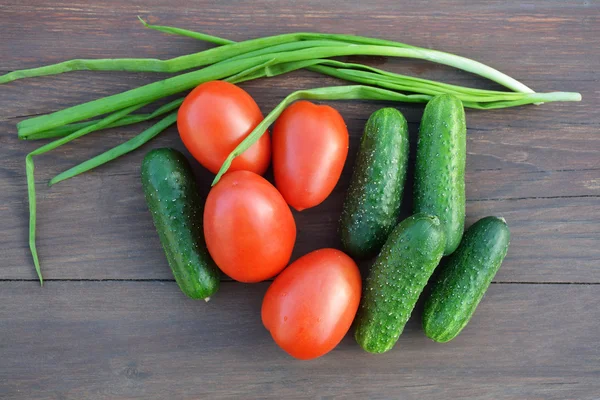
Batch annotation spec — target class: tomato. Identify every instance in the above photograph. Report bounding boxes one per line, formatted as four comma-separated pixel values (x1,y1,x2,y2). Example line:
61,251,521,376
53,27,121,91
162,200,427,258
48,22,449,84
203,170,296,283
178,80,270,175
272,100,349,211
261,248,362,360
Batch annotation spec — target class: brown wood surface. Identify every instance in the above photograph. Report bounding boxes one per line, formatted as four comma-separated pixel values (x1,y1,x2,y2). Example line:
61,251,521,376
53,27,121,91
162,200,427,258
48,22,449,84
0,0,598,399
1,282,599,400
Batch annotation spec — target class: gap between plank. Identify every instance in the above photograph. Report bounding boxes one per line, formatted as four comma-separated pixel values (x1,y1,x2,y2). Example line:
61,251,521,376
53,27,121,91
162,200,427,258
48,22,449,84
0,278,598,285
468,194,600,202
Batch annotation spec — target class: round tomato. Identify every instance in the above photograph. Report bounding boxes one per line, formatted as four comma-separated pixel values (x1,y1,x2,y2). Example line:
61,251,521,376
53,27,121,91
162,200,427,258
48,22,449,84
272,100,349,211
178,80,270,175
262,248,362,360
203,170,296,283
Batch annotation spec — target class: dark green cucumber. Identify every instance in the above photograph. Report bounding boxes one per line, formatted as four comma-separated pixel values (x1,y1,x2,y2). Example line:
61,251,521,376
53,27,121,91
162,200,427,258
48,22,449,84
414,94,466,255
141,148,220,300
340,108,409,258
354,213,445,353
423,216,510,343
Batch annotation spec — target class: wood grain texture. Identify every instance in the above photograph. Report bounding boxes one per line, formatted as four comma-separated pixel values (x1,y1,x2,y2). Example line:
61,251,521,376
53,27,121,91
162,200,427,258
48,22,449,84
0,282,599,400
0,1,599,399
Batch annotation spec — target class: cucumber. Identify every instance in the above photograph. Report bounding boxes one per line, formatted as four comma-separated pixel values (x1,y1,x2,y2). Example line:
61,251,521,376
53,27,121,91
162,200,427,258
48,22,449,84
340,108,409,258
354,213,445,353
423,216,510,343
414,94,466,255
141,148,220,300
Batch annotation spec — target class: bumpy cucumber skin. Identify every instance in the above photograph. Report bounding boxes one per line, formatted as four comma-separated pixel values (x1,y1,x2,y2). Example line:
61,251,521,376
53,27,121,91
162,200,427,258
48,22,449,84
414,94,466,255
340,108,409,258
141,148,220,300
354,214,446,354
423,216,510,343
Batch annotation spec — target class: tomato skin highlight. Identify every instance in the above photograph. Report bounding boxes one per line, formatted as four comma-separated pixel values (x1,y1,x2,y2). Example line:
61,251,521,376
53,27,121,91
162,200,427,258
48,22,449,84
203,170,296,283
178,80,270,175
272,101,349,211
261,248,362,360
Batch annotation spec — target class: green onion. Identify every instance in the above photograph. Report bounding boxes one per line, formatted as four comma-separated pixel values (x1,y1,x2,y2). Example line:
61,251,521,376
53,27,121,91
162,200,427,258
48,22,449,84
49,111,178,186
13,20,557,138
253,59,526,102
26,103,148,284
0,32,323,83
142,22,563,107
309,66,522,102
136,19,535,94
18,41,545,137
213,85,581,185
139,18,414,49
136,16,234,46
25,97,184,140
1,25,535,94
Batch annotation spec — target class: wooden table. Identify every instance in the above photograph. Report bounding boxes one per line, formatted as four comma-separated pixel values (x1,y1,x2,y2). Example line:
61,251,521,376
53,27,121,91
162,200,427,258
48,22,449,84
1,1,598,399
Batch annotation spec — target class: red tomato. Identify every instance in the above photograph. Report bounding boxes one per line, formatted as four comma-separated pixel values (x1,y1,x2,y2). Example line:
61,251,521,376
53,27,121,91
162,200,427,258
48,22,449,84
262,248,362,360
178,80,270,175
272,100,349,211
204,170,296,283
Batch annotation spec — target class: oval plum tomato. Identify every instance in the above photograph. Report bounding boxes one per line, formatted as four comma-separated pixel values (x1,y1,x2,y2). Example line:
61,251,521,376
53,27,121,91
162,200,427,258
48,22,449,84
261,248,362,360
178,80,270,175
272,100,349,211
203,170,296,283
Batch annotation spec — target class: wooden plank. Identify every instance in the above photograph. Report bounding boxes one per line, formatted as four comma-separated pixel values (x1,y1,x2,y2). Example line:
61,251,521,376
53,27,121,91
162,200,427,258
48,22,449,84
0,281,598,399
0,168,593,283
467,197,600,283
